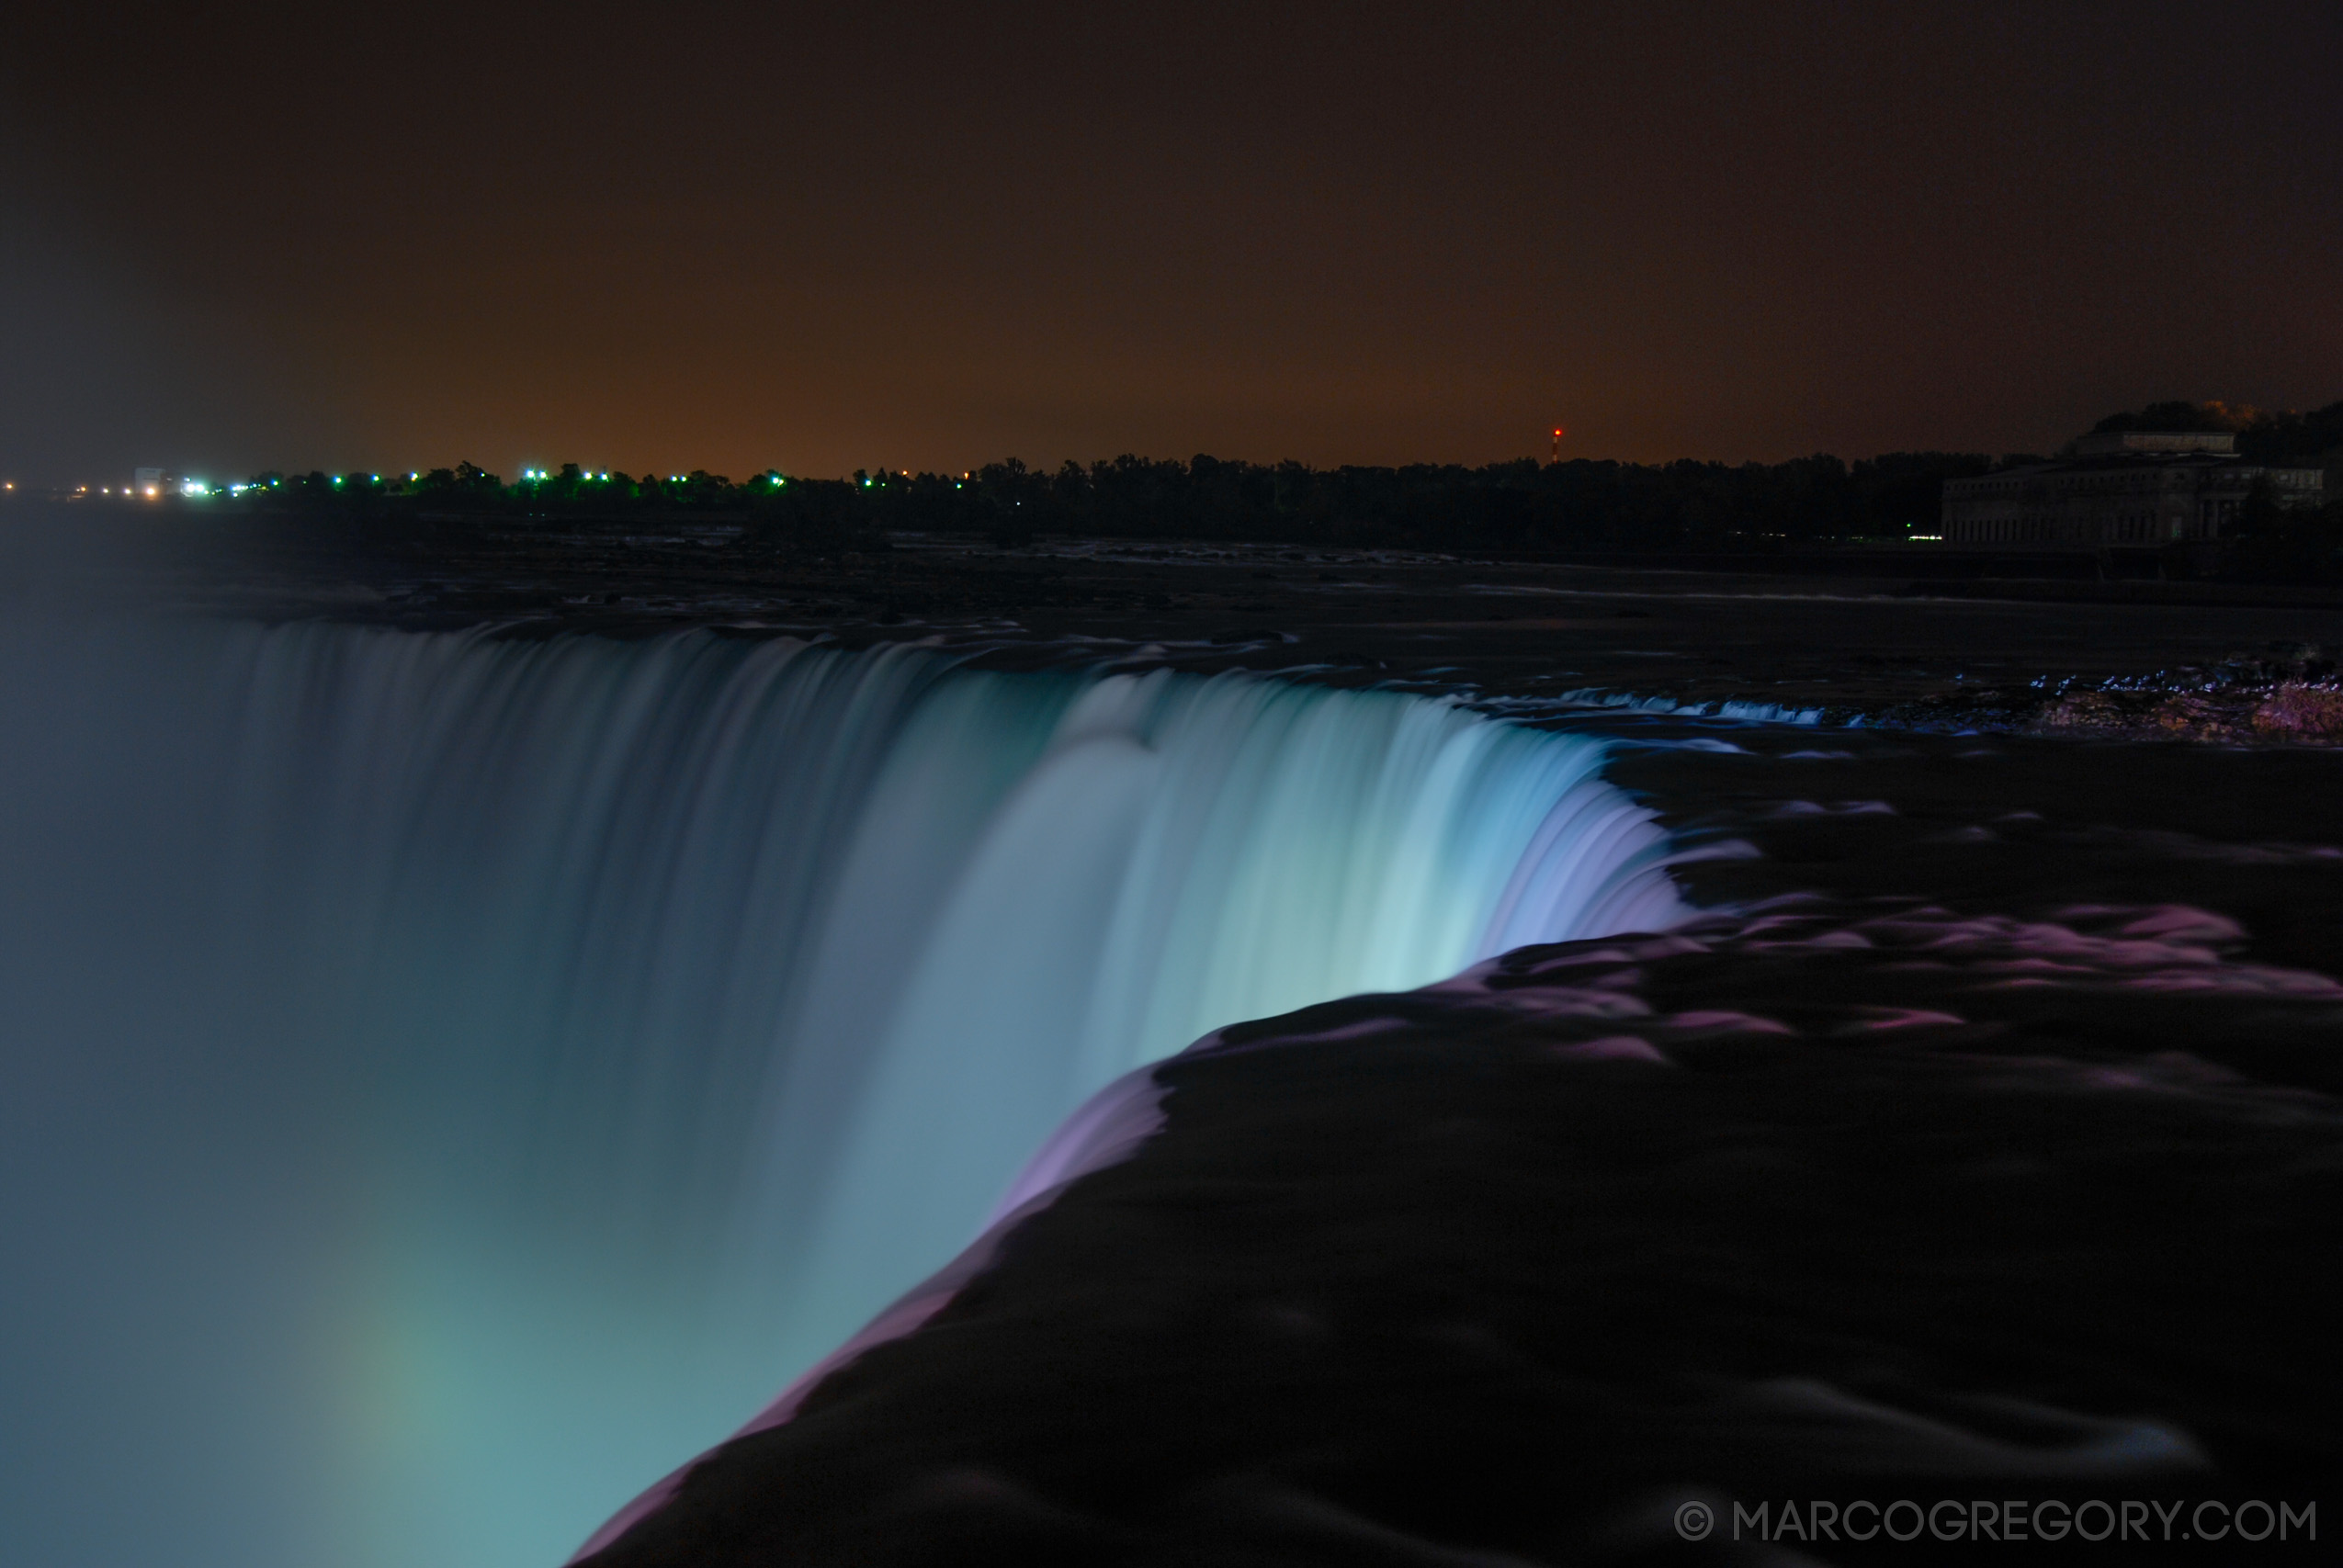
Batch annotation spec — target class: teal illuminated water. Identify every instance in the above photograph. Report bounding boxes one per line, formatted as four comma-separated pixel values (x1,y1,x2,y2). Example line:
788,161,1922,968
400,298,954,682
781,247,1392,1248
0,620,1681,1567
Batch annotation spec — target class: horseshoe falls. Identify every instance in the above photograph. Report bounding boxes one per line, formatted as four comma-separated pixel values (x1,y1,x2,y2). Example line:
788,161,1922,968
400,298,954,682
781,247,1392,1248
0,619,1682,1568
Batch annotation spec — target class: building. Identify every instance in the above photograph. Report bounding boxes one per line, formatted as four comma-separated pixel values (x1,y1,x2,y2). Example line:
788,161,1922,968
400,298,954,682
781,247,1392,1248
1941,430,2325,548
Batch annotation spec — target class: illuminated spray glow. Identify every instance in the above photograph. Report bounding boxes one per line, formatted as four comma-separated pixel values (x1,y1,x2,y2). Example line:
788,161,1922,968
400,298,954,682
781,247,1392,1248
0,619,1682,1568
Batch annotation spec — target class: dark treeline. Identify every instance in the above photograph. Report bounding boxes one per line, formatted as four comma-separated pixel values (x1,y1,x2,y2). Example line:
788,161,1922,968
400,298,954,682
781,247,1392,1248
214,452,2015,556
169,399,2343,569
890,451,2013,554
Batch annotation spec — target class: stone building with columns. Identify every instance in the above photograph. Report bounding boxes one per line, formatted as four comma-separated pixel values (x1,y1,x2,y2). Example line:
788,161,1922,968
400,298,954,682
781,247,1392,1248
1941,430,2325,548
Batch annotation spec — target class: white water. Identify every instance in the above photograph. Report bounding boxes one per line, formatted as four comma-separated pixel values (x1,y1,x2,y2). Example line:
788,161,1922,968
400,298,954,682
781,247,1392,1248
0,618,1681,1568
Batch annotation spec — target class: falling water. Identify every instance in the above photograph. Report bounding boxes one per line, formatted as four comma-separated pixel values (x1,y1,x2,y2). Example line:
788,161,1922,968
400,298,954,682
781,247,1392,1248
0,618,1681,1568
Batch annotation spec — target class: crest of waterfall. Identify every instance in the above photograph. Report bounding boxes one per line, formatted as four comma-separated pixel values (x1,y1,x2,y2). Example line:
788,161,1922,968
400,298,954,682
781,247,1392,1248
0,617,1682,1568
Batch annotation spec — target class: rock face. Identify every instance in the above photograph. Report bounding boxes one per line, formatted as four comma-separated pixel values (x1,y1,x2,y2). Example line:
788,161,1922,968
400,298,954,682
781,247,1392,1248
2249,682,2343,739
579,910,2340,1567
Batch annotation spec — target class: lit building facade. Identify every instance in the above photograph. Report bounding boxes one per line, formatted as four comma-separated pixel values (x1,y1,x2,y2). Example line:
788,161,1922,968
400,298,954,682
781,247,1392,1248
1941,431,2325,547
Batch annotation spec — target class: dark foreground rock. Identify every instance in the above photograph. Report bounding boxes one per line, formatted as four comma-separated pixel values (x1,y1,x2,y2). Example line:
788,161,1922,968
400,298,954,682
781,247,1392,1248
581,905,2339,1566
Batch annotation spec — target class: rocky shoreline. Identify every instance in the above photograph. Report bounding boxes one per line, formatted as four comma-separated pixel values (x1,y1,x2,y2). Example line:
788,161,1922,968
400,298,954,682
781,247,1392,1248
1874,649,2343,745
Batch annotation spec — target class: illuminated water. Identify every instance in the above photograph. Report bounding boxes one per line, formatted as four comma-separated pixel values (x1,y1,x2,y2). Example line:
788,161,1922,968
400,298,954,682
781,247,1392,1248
0,619,1681,1568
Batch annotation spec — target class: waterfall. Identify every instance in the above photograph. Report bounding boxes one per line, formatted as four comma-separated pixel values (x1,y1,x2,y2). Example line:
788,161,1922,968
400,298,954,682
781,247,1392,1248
0,618,1682,1568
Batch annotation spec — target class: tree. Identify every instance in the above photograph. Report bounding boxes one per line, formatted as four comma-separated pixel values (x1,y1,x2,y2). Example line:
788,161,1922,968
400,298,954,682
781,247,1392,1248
2224,479,2343,582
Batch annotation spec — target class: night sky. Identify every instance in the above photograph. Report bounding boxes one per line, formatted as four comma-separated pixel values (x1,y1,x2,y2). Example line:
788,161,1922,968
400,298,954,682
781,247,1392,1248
5,1,2337,483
